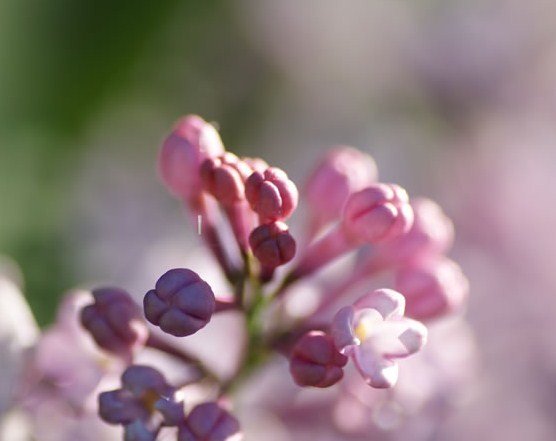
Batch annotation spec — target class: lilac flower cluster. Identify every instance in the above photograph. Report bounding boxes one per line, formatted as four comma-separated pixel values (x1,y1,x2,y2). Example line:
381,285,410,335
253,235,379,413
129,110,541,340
24,115,468,440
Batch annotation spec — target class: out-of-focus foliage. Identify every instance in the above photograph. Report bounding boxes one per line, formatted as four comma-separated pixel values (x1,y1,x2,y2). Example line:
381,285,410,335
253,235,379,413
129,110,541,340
0,0,269,325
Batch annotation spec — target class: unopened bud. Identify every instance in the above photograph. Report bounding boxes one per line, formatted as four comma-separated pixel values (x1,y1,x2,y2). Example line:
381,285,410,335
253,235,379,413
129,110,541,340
305,146,377,227
143,269,215,337
249,222,296,268
178,402,242,441
200,153,252,205
290,331,348,388
80,287,148,359
395,257,469,321
158,115,224,200
343,183,414,244
245,167,298,222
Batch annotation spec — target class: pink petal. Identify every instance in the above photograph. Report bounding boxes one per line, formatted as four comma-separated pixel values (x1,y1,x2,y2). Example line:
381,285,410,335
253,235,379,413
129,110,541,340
362,319,428,359
353,289,405,320
330,306,358,352
352,348,399,388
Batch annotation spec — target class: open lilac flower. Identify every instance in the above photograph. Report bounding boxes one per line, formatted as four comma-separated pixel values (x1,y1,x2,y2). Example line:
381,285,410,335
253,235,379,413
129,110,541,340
331,289,428,388
99,365,183,437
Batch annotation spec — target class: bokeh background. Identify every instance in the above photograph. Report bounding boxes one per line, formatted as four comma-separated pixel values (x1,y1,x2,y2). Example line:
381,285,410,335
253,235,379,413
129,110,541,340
2,0,556,439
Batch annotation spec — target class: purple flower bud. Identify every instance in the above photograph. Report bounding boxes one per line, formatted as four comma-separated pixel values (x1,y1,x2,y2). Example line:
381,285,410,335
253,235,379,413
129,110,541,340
178,402,242,441
289,331,348,388
200,153,253,205
143,268,215,337
80,287,148,360
395,257,469,321
245,167,298,222
249,222,296,268
98,365,180,427
158,115,224,200
343,183,414,244
305,146,378,228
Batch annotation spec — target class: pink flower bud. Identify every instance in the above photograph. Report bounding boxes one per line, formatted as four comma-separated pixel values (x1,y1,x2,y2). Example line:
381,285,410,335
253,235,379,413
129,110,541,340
343,183,414,244
200,152,253,205
359,197,454,272
158,115,224,200
376,197,454,264
249,222,296,268
143,269,215,337
80,287,148,360
178,402,242,441
245,167,298,222
242,156,269,173
289,331,348,388
395,257,469,321
305,146,378,227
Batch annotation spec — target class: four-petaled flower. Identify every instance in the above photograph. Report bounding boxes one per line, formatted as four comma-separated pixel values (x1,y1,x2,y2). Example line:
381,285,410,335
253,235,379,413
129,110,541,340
331,289,428,388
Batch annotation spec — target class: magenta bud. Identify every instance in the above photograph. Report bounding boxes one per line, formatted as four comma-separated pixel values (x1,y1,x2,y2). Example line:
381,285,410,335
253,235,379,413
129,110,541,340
245,167,298,222
249,222,296,268
305,146,378,226
200,153,253,205
178,402,242,441
395,257,469,321
343,183,414,244
290,331,348,388
158,115,224,200
80,287,148,359
143,268,215,337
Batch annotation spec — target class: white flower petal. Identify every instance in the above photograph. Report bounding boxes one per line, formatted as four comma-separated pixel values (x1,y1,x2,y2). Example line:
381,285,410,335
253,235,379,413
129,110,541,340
331,306,358,352
361,319,428,359
353,347,399,388
353,289,405,320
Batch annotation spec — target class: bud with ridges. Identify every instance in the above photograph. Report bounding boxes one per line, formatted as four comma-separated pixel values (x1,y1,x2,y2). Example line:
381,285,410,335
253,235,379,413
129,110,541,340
289,331,348,388
80,287,148,361
144,269,215,337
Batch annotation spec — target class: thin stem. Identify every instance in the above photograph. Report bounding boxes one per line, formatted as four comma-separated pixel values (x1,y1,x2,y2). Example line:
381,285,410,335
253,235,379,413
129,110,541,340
187,194,238,283
146,334,219,383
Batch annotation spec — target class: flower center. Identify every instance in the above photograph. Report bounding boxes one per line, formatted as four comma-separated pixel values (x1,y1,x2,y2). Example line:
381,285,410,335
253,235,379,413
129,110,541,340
354,309,382,343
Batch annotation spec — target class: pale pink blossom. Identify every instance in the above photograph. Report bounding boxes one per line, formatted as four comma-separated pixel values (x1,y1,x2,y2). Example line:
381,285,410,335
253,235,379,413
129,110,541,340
331,289,427,388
